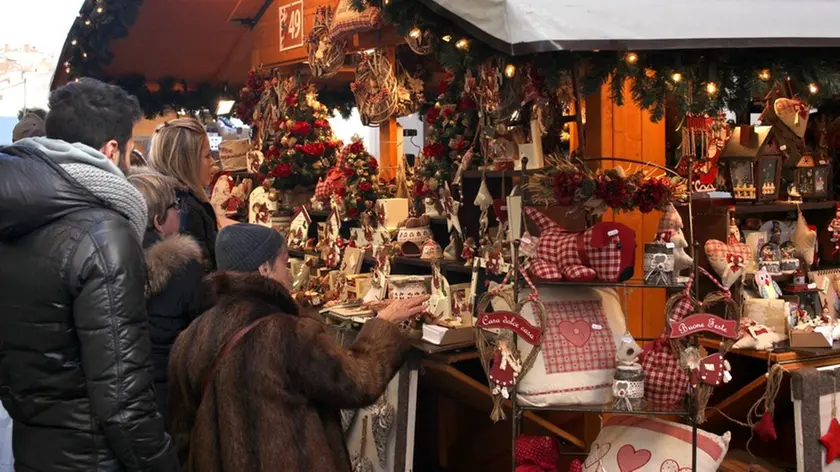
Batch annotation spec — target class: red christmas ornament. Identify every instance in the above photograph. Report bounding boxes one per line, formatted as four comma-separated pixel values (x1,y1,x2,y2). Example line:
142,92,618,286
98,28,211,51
821,418,840,464
753,412,777,442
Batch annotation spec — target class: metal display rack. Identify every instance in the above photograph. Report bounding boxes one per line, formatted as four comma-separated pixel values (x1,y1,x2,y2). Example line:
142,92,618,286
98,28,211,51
497,157,702,472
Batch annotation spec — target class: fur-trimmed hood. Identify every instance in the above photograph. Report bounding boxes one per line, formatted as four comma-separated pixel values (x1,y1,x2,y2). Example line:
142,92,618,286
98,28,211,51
145,233,203,297
203,271,300,316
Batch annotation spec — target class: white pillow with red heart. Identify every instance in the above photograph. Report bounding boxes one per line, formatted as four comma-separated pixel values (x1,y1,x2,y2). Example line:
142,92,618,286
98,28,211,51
584,416,730,472
704,239,752,288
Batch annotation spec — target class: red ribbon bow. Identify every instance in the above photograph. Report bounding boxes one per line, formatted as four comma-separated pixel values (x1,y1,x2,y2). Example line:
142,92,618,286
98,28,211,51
726,253,743,270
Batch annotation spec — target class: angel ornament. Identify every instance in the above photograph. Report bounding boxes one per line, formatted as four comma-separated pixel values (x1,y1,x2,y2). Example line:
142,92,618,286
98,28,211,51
489,337,522,400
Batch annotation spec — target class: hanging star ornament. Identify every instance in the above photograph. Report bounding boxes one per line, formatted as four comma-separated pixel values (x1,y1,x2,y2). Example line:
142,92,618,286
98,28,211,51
822,418,840,464
440,183,462,236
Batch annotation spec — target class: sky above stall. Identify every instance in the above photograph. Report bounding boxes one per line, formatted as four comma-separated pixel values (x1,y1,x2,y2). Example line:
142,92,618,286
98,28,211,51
0,0,83,54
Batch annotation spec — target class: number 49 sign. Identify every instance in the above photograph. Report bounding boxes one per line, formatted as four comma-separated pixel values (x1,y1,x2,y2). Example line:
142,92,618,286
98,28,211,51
278,0,305,52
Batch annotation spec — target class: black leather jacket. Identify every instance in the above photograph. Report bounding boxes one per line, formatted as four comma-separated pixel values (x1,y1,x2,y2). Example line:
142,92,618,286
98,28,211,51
0,145,177,471
176,188,217,272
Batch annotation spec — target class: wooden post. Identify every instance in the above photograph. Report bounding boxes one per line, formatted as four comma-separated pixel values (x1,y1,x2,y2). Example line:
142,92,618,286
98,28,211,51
378,47,399,181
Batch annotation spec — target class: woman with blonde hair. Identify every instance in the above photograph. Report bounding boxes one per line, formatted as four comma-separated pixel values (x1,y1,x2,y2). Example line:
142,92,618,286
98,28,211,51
149,118,218,270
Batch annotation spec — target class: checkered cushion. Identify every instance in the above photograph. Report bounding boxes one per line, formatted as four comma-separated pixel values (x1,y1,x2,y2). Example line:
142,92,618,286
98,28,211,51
329,0,381,42
517,286,626,407
515,436,559,469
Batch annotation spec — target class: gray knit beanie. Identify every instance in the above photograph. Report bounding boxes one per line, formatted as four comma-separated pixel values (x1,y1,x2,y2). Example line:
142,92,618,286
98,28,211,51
216,223,286,272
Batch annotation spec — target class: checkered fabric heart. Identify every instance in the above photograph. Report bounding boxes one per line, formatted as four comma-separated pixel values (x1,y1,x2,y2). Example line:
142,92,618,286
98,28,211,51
704,239,752,288
329,0,381,42
515,436,559,469
640,338,689,405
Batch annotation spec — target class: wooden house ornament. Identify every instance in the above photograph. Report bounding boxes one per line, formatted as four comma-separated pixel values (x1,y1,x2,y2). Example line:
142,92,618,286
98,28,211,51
720,125,783,202
795,154,831,200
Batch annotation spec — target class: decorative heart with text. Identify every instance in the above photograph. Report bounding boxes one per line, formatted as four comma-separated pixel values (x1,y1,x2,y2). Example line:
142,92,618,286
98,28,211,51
617,444,652,472
774,98,810,138
557,320,592,347
660,459,692,472
584,442,611,469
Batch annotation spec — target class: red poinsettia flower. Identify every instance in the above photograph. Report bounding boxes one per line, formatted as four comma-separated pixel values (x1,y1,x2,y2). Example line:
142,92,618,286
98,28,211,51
425,107,440,124
270,163,292,179
347,207,360,218
441,107,454,120
412,180,429,197
348,140,365,154
284,93,298,108
267,145,281,158
457,97,476,111
423,142,446,159
314,119,330,129
359,181,372,192
301,142,326,157
289,121,312,136
343,167,355,177
454,139,468,152
368,158,379,169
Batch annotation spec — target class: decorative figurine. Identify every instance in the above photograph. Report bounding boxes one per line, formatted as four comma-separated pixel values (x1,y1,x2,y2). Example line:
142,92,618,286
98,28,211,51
461,237,477,266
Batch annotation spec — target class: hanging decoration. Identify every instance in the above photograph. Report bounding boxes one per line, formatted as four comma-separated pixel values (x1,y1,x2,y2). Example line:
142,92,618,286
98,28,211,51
405,27,434,55
675,114,730,193
307,6,347,79
351,50,399,126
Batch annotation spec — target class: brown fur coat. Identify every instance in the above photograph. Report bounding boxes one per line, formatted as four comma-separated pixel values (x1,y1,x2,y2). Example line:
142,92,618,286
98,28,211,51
168,272,411,472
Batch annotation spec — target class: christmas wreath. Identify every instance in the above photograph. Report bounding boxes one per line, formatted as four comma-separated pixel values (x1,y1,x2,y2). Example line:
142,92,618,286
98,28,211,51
529,155,685,215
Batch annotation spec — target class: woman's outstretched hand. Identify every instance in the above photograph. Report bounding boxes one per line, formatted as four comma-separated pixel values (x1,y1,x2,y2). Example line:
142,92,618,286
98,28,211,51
377,295,430,323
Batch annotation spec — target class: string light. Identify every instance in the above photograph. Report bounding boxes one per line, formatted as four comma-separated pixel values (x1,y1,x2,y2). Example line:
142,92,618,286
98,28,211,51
671,72,682,83
809,83,820,94
706,82,718,95
384,0,390,4
441,35,452,42
71,39,78,46
759,69,771,81
624,52,638,64
409,28,421,39
455,38,469,50
504,64,516,78
85,19,91,26
96,6,104,13
82,52,88,58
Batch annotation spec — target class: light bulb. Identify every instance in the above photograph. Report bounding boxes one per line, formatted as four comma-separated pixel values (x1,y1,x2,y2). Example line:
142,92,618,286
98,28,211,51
409,28,421,39
96,6,103,13
624,52,638,64
759,69,771,81
809,83,819,94
706,82,718,95
671,72,682,83
455,38,469,50
82,52,87,58
504,64,516,78
71,39,78,46
85,19,91,26
442,35,452,43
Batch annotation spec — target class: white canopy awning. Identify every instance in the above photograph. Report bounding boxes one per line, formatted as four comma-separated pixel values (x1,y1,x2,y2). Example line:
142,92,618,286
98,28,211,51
423,0,840,54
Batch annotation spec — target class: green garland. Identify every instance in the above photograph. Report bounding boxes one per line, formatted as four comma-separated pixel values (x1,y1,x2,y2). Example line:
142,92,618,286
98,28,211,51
354,0,840,121
59,0,356,118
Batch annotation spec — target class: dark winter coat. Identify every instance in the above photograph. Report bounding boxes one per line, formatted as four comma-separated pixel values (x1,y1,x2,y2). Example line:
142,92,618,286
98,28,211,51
168,272,410,472
0,145,177,471
176,188,217,272
143,231,205,421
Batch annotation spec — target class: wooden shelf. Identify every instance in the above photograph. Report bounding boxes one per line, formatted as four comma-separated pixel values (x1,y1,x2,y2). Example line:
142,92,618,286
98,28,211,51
733,201,836,215
535,280,685,289
519,399,690,417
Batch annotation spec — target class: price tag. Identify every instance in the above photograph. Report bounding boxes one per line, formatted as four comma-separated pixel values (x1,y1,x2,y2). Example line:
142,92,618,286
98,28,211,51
608,230,619,237
622,335,634,343
278,1,305,52
808,283,817,290
592,323,603,330
665,242,675,249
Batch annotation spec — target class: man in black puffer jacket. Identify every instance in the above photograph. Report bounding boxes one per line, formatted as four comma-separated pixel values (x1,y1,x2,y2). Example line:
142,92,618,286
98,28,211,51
0,78,178,471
